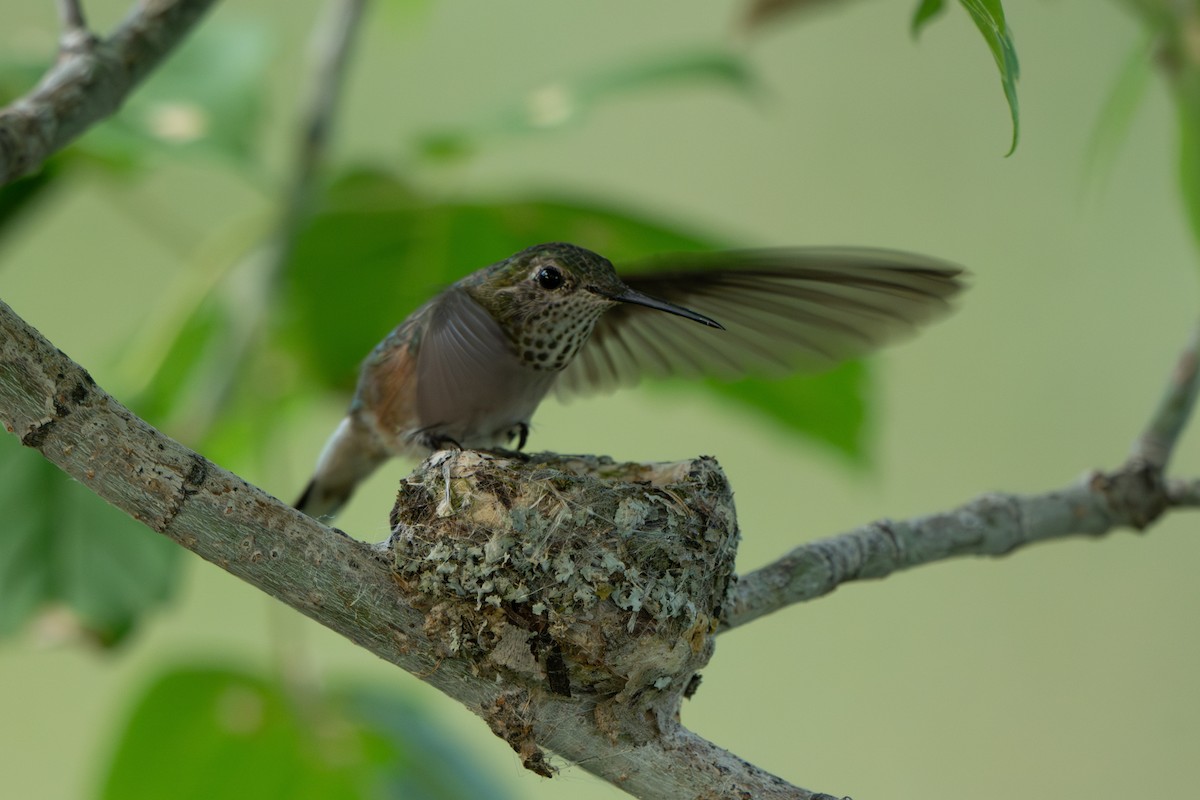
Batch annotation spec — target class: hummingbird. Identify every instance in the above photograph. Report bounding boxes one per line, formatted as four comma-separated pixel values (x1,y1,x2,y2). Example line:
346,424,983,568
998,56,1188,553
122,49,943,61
295,242,963,518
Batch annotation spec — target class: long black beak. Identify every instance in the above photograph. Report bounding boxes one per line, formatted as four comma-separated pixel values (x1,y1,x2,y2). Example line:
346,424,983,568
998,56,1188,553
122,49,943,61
608,287,725,330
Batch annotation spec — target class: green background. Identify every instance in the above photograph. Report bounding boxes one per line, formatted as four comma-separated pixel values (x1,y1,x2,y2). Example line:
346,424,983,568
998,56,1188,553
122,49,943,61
2,1,1198,799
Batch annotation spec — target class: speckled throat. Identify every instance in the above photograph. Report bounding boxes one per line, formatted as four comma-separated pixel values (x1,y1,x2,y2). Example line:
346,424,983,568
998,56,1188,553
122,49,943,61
508,293,610,372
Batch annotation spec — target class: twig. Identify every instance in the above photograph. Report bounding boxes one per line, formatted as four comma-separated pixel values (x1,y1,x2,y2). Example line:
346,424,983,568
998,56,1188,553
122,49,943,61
1131,325,1200,468
56,0,96,53
722,325,1200,632
58,0,88,30
721,473,1167,630
183,0,369,443
275,0,367,264
1168,477,1200,506
0,0,220,187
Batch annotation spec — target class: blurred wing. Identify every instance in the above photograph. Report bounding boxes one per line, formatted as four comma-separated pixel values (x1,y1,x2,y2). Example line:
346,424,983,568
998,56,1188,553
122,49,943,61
415,288,521,428
556,248,964,398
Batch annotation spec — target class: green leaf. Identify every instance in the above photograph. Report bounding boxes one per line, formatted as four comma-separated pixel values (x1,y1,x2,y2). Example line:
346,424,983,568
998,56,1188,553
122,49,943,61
958,0,1020,155
907,0,1020,154
101,666,509,800
190,340,317,468
1082,40,1151,197
417,49,757,162
0,154,68,251
378,0,433,32
0,438,180,644
344,687,513,800
697,359,869,463
0,59,44,105
911,0,947,37
101,667,385,800
1174,71,1200,261
131,296,232,425
138,297,298,467
282,169,722,390
571,50,758,105
282,169,875,461
80,20,272,168
0,63,76,249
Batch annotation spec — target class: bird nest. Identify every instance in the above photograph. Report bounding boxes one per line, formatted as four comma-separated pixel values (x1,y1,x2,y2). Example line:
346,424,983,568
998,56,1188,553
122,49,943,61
388,450,739,702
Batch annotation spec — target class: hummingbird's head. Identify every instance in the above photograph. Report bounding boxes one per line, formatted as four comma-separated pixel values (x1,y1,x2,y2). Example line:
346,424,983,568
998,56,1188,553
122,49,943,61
469,242,717,371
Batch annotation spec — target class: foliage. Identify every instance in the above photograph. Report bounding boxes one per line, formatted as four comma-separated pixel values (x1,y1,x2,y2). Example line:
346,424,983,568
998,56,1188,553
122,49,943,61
101,665,509,800
911,0,1021,154
0,437,180,645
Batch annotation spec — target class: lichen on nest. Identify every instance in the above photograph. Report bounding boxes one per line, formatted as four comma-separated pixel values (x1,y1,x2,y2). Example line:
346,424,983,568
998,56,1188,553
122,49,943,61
387,450,739,699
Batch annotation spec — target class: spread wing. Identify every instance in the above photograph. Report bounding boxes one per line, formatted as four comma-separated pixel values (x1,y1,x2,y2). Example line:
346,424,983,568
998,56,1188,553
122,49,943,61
556,248,964,398
415,287,521,429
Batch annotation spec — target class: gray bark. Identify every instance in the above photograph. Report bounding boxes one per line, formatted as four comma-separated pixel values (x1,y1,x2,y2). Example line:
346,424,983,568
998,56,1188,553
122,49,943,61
0,0,220,187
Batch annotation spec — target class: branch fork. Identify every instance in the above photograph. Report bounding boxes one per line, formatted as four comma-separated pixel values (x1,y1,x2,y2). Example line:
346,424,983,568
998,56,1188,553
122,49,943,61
0,0,220,187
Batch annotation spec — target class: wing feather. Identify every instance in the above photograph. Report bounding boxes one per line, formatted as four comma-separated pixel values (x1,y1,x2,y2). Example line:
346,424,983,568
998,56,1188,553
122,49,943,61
556,247,963,399
414,288,546,444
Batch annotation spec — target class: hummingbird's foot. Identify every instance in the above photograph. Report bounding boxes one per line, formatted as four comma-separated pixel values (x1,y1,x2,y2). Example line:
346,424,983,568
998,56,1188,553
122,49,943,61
480,446,531,462
511,422,529,451
483,423,531,461
417,430,464,452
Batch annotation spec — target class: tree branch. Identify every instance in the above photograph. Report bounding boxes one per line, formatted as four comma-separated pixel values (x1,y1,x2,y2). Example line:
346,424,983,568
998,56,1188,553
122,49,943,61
56,0,97,53
272,0,366,274
1168,477,1200,506
0,296,831,799
0,0,220,187
181,0,369,439
1132,327,1199,468
722,325,1200,632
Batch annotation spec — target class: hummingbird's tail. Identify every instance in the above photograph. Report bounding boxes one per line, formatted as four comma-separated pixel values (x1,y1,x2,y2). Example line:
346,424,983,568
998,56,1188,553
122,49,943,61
294,413,390,520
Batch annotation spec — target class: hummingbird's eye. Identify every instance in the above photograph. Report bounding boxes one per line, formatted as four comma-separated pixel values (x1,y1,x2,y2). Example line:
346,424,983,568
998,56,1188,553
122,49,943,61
536,266,564,290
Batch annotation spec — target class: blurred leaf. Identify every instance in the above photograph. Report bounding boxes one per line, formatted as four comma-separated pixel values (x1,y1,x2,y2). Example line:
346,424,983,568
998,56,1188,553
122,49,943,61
101,667,385,800
417,133,475,163
378,0,433,32
693,359,868,463
282,168,721,389
127,254,300,466
131,295,232,425
0,154,68,250
570,50,757,104
0,438,180,644
910,0,947,37
743,0,1019,154
1082,40,1151,196
283,168,875,460
344,687,513,800
107,214,332,469
1175,71,1200,260
196,337,315,469
417,49,756,162
741,0,845,30
959,0,1020,155
80,20,272,168
102,665,508,800
0,62,73,249
906,0,1020,154
0,58,43,104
